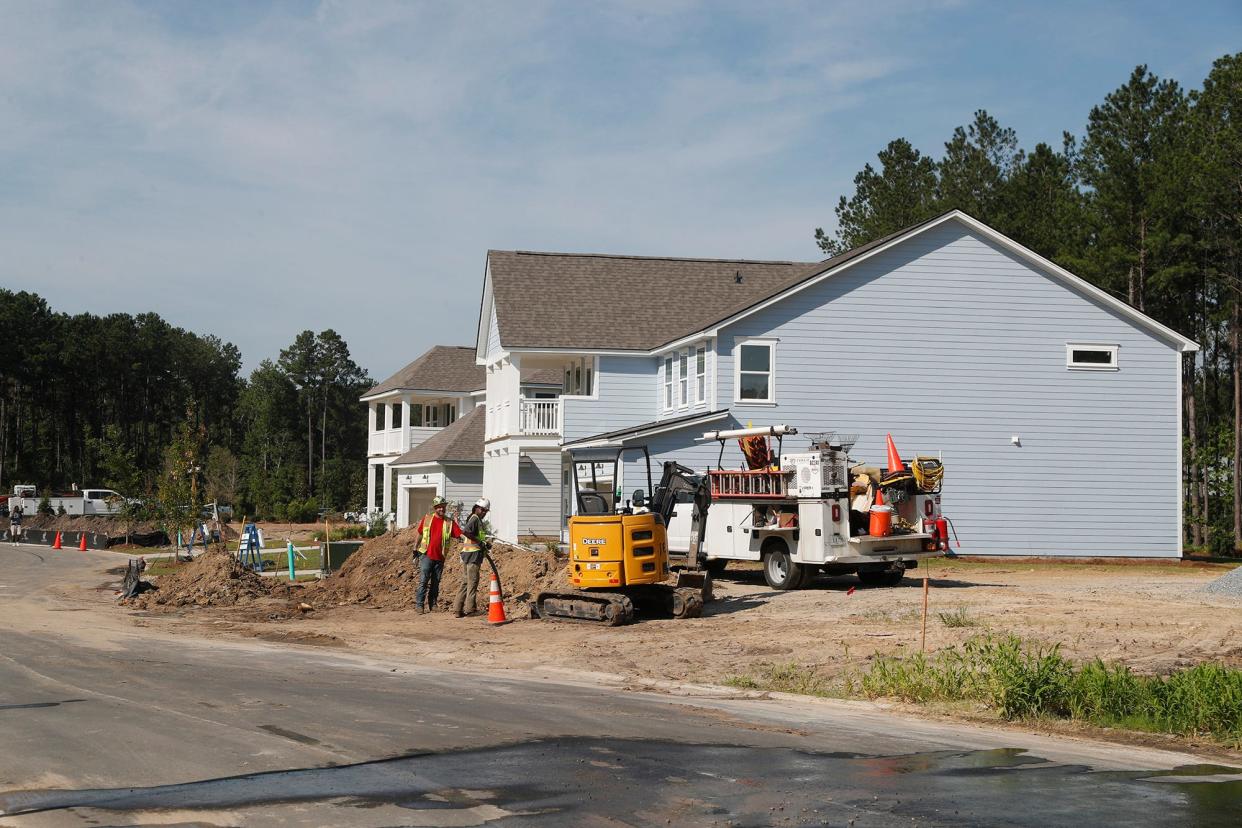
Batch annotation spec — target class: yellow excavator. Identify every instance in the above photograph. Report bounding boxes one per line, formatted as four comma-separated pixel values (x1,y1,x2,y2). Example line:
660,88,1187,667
534,446,711,626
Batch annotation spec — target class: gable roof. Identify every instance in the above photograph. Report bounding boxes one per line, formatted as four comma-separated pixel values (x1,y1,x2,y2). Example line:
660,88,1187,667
483,211,1197,355
486,250,823,351
362,345,486,400
392,405,484,466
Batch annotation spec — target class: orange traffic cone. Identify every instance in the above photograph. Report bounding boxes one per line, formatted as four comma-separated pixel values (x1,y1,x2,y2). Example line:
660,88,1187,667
52,531,62,550
486,573,508,625
78,533,88,551
874,486,885,507
886,433,905,473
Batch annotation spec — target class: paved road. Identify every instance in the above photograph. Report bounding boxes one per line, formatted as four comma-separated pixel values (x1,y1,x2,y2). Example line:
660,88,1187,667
0,542,1238,826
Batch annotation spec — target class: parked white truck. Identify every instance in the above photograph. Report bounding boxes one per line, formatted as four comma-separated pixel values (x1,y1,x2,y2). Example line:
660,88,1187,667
667,425,948,589
6,484,125,517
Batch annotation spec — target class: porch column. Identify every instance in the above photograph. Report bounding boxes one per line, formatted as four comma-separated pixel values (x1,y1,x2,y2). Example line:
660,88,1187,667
366,461,377,514
381,462,394,516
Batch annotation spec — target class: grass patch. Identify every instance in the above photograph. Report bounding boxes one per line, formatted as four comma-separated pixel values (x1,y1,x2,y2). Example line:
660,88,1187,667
724,662,840,697
937,606,981,628
855,606,921,623
859,635,1242,746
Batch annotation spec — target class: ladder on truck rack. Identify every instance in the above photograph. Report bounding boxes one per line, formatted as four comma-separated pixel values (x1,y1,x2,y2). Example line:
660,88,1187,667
708,469,787,499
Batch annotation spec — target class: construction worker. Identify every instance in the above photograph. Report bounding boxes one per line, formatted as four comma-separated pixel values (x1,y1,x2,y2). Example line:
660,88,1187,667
412,496,463,614
453,498,492,617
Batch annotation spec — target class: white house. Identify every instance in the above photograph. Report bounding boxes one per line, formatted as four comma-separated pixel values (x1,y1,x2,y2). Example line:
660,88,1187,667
465,210,1196,557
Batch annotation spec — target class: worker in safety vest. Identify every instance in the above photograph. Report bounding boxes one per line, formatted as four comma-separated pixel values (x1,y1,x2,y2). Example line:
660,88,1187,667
452,498,492,617
412,496,463,614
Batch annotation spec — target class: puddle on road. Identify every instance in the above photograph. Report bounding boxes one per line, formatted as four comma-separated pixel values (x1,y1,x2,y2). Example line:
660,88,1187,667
0,737,1237,826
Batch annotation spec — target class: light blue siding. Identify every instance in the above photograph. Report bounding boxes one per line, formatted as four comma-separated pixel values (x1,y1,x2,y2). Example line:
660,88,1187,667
445,465,483,508
562,355,654,442
712,221,1180,557
518,449,562,537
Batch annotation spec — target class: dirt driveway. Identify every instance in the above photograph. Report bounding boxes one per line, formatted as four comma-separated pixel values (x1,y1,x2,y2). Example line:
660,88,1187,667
118,557,1241,691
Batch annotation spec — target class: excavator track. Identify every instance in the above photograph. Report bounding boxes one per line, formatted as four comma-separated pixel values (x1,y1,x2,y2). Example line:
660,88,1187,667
534,591,635,626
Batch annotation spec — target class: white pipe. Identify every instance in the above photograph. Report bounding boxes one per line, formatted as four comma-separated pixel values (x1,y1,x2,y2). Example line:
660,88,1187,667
699,425,797,441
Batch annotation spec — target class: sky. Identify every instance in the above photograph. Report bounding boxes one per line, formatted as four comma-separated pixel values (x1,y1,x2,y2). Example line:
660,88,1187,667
1,0,1238,381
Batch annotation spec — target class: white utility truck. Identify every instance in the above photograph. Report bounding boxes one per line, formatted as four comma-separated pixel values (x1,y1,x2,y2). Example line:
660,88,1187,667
668,425,948,589
6,484,126,517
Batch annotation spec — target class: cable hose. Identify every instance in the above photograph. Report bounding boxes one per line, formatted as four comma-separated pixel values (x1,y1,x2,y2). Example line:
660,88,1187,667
912,456,944,492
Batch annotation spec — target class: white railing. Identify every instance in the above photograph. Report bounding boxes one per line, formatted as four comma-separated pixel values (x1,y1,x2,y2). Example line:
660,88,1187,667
519,399,562,435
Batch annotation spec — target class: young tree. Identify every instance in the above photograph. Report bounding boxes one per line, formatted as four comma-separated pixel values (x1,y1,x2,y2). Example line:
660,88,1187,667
937,110,1021,224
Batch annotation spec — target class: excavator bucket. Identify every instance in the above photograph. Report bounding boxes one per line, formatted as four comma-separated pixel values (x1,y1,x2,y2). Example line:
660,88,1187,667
674,568,712,603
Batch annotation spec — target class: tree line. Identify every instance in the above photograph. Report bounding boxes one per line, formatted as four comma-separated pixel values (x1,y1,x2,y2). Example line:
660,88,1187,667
0,290,372,523
814,54,1241,553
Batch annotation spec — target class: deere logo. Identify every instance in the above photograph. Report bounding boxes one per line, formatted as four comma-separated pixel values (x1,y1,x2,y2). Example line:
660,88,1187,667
581,537,606,545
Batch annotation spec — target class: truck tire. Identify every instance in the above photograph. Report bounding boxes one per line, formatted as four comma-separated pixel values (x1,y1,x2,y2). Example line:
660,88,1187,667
857,567,905,587
761,540,805,590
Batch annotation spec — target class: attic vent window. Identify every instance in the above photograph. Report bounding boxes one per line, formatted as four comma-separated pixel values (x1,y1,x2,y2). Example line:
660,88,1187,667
734,271,743,284
1066,343,1118,371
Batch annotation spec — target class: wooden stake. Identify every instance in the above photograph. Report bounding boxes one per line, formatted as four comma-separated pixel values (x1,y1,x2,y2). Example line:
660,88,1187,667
921,572,930,653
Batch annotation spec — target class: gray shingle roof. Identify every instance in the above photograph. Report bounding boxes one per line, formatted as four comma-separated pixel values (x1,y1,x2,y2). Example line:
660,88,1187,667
392,406,484,466
486,212,956,352
364,345,485,398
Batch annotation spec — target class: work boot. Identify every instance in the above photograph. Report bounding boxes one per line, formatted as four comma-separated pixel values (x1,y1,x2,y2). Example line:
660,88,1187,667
416,606,426,615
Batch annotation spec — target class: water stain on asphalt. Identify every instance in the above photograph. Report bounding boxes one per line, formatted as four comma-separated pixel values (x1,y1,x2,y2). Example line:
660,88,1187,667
0,737,1238,826
258,724,323,746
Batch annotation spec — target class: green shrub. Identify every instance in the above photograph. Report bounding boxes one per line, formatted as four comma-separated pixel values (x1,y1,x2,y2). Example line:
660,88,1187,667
937,606,980,628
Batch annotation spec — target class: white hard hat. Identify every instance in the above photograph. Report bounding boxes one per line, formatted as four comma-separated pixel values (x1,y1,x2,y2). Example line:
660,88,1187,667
474,497,491,511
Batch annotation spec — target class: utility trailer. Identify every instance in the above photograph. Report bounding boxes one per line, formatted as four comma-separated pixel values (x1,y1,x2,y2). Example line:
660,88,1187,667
678,426,947,589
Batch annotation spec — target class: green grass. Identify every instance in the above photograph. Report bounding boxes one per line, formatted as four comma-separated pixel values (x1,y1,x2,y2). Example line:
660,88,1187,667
725,635,1242,747
859,635,1242,746
936,606,981,628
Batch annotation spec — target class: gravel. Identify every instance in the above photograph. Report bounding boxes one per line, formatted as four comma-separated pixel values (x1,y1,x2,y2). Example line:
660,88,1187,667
1201,565,1242,598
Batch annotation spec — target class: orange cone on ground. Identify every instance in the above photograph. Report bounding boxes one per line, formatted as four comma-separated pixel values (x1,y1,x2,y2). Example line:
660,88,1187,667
886,433,905,473
78,533,88,551
486,573,508,625
52,531,62,550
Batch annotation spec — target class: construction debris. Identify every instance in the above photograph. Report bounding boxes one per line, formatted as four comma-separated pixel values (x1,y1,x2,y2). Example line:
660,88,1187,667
126,548,273,608
1202,565,1242,599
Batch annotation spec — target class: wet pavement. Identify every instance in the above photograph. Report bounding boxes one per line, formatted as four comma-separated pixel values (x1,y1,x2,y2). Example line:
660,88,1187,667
0,542,1239,826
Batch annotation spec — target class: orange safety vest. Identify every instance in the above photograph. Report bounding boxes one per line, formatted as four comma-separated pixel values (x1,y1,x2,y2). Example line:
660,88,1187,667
420,514,453,556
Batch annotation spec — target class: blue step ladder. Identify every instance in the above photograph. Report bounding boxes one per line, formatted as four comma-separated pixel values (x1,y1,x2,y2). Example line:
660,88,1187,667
238,522,264,572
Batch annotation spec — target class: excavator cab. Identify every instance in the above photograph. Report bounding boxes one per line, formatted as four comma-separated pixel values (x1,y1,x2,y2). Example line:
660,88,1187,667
536,447,708,625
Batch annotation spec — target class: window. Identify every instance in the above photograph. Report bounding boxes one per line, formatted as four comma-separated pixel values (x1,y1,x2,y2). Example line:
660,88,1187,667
1066,343,1118,371
664,355,674,410
391,403,402,429
695,346,706,403
736,340,775,402
373,465,384,508
562,357,595,396
410,404,423,427
375,404,387,431
678,351,689,407
447,404,456,425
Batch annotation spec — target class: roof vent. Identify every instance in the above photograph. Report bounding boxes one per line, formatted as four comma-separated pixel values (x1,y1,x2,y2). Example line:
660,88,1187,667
734,271,743,284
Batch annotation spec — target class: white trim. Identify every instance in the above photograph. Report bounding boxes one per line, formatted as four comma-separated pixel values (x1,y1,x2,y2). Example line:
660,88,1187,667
474,260,495,363
678,349,690,409
564,410,730,450
559,356,600,401
1176,350,1184,556
506,346,644,357
1065,342,1119,371
733,337,777,404
360,387,483,403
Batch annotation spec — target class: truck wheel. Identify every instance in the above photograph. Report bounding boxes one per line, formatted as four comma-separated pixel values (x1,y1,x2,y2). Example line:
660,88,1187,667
762,540,804,590
857,567,905,587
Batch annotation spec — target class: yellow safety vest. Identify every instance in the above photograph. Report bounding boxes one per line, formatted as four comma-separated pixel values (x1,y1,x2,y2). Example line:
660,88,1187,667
463,521,488,553
420,514,452,554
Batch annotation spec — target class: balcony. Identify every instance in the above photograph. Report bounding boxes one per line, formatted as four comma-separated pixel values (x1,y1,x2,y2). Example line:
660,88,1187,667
368,425,441,457
518,399,562,435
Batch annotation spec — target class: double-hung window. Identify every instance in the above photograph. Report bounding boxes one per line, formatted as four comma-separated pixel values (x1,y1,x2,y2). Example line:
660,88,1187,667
736,339,775,403
678,351,689,407
695,346,706,404
664,356,674,410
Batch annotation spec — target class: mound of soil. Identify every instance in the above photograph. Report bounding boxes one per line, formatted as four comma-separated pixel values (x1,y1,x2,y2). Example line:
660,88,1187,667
306,529,570,615
128,548,274,609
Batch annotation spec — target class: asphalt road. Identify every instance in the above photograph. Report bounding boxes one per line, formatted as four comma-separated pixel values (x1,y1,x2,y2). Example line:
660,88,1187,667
0,542,1238,826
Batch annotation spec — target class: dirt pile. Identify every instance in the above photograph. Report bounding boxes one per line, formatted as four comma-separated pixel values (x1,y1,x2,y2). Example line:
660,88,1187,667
307,529,570,615
128,548,274,609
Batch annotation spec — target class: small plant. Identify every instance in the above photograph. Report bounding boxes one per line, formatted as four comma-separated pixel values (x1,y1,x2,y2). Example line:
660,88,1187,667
38,493,54,516
724,662,837,697
937,606,980,628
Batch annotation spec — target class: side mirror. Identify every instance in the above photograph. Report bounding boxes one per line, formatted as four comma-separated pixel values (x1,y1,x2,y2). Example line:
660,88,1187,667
632,489,646,507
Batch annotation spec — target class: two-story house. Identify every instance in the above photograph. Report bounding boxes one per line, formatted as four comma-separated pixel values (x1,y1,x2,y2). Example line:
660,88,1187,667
362,346,484,523
471,210,1196,557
